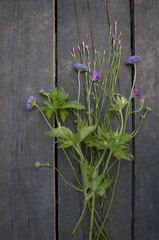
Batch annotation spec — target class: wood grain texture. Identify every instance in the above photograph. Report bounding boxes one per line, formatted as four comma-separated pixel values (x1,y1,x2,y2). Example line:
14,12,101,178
57,0,132,239
134,1,159,239
0,1,55,239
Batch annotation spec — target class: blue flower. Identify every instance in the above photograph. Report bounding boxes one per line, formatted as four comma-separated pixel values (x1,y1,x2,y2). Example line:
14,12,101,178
92,70,100,80
125,56,141,64
26,96,36,110
74,63,88,72
133,88,142,99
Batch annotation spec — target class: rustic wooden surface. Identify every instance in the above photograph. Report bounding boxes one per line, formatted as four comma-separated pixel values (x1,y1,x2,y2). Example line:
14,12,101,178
134,1,159,240
0,0,158,240
0,1,55,240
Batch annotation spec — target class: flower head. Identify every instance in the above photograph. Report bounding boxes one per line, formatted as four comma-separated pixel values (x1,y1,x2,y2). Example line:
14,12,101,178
85,45,88,50
74,63,88,72
92,70,100,80
125,56,141,64
26,96,36,110
133,88,142,99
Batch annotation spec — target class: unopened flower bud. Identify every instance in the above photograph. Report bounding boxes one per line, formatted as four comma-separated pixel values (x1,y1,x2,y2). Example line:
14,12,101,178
115,21,117,25
118,40,121,46
35,161,40,168
87,62,90,67
85,45,88,50
146,107,152,112
140,98,144,106
112,34,115,40
82,41,85,47
72,47,75,52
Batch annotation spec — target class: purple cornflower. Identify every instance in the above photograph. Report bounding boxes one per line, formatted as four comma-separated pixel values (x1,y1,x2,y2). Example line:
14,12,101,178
92,70,100,80
74,63,88,72
85,45,89,50
26,96,36,110
112,34,115,40
125,56,141,64
133,88,142,99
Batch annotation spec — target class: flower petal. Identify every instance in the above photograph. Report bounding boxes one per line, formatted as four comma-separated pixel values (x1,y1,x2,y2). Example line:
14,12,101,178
125,56,141,64
74,63,88,72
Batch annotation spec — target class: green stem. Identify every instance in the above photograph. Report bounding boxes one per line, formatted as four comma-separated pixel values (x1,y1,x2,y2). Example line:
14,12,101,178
119,110,123,135
95,150,106,170
72,202,87,235
88,202,111,240
124,63,136,132
63,149,82,188
89,194,95,240
35,104,53,131
78,71,81,102
103,151,112,175
132,109,150,138
55,110,60,127
38,162,83,192
96,159,121,240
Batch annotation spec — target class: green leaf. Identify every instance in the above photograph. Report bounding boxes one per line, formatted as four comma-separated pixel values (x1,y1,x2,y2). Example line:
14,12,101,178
43,100,54,109
45,126,73,139
58,87,69,102
45,109,54,119
49,88,59,100
74,125,96,144
113,148,133,161
63,101,85,110
59,109,69,122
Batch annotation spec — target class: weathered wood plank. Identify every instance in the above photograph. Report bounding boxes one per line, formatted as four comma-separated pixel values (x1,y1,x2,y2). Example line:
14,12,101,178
57,0,132,239
0,1,55,239
134,1,159,239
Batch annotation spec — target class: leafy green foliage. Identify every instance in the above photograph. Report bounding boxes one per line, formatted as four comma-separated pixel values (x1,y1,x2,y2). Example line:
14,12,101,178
85,126,133,160
81,161,112,200
109,94,128,111
46,126,74,148
38,87,85,122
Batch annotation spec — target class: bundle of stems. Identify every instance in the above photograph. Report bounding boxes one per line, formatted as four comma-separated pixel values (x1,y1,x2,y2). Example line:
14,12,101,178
27,23,151,240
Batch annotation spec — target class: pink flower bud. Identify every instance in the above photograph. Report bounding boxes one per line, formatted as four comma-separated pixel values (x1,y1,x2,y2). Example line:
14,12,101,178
82,41,85,47
87,62,90,67
85,45,88,50
72,47,75,52
118,40,121,46
112,34,115,40
115,21,117,25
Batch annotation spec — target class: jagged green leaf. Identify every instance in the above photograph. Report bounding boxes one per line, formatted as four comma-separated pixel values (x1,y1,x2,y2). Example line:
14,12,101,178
59,109,69,122
74,125,96,144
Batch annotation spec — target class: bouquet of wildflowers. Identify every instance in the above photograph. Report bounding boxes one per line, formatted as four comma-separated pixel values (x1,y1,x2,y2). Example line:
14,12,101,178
27,23,151,240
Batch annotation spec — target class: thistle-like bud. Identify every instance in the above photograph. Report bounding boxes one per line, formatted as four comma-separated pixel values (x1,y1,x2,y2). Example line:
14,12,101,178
112,34,115,40
85,45,88,50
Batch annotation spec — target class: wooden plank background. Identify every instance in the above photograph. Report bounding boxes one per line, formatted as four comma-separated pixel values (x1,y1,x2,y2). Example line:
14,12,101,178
0,0,158,240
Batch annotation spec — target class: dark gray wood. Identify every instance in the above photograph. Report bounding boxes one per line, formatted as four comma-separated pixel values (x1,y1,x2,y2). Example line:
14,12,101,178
0,1,55,240
57,0,132,239
134,1,159,240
